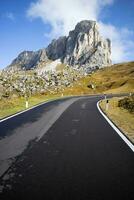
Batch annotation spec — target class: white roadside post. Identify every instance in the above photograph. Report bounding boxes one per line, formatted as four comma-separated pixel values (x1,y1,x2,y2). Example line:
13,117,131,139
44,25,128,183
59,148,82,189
104,94,107,110
23,68,29,109
106,99,109,111
91,84,95,89
25,95,29,109
26,100,29,109
104,94,107,100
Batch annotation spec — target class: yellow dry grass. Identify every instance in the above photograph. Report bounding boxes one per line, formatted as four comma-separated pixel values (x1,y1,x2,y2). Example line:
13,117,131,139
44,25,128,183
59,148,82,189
100,97,134,143
62,62,134,95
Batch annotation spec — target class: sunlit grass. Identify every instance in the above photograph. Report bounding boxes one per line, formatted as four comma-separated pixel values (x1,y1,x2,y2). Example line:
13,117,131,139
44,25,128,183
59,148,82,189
62,62,134,95
100,97,134,143
0,94,62,119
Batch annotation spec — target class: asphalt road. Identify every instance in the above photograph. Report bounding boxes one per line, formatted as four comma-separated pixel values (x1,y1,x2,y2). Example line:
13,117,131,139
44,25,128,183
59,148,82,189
0,96,134,200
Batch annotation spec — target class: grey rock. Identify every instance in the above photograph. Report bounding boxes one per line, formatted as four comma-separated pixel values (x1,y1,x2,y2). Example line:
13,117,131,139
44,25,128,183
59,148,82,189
7,20,111,72
46,36,67,60
46,20,111,70
8,49,48,70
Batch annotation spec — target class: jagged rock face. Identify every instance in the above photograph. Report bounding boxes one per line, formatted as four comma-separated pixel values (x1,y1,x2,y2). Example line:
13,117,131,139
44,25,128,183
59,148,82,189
46,36,67,60
46,20,111,70
7,20,111,72
9,49,48,70
46,21,100,64
64,20,100,64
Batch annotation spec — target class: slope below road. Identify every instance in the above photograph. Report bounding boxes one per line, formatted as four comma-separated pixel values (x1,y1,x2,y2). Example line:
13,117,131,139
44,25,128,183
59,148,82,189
0,96,134,199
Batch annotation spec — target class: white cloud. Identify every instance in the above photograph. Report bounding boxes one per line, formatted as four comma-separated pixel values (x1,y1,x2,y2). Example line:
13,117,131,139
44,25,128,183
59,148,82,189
27,0,134,63
27,0,114,36
99,22,134,62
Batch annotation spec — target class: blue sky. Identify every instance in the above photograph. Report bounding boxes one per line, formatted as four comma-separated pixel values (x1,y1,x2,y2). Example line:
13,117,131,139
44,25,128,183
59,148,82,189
0,0,134,69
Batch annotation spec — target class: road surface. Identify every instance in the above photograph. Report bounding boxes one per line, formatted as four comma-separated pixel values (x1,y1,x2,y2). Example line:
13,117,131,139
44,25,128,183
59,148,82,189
0,96,134,200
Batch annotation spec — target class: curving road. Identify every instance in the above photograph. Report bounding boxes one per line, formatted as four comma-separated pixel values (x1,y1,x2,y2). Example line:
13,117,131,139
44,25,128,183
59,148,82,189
0,96,134,200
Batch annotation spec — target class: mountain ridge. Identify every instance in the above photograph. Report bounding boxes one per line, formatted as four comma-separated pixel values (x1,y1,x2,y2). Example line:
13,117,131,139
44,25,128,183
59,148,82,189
7,20,111,72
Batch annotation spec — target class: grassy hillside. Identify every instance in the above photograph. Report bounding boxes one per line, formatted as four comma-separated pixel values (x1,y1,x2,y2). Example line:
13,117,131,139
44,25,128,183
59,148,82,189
63,62,134,95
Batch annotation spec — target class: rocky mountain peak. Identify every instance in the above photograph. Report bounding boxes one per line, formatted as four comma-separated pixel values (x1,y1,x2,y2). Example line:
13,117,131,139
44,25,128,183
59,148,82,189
74,20,96,34
7,20,112,73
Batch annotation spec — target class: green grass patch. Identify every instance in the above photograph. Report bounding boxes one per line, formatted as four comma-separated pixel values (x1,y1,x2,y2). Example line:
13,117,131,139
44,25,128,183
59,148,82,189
0,94,64,119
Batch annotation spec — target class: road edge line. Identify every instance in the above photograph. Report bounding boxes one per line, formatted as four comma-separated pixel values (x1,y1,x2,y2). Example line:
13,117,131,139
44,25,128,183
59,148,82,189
97,100,134,152
0,95,97,123
0,97,71,123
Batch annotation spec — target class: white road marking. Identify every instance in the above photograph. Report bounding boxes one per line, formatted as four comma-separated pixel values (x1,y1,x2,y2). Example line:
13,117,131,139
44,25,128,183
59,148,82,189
0,97,72,123
97,101,134,152
0,95,97,123
81,103,86,109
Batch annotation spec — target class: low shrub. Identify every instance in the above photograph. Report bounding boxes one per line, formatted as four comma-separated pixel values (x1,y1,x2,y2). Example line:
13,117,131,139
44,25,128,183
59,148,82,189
118,95,134,113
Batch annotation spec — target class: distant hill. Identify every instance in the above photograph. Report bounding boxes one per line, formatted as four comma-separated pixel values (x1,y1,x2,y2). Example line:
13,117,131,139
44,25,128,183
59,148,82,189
62,62,134,95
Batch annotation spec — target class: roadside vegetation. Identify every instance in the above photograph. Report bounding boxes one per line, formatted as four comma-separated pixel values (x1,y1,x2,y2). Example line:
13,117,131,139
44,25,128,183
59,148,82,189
118,95,134,113
0,94,63,119
100,97,134,143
